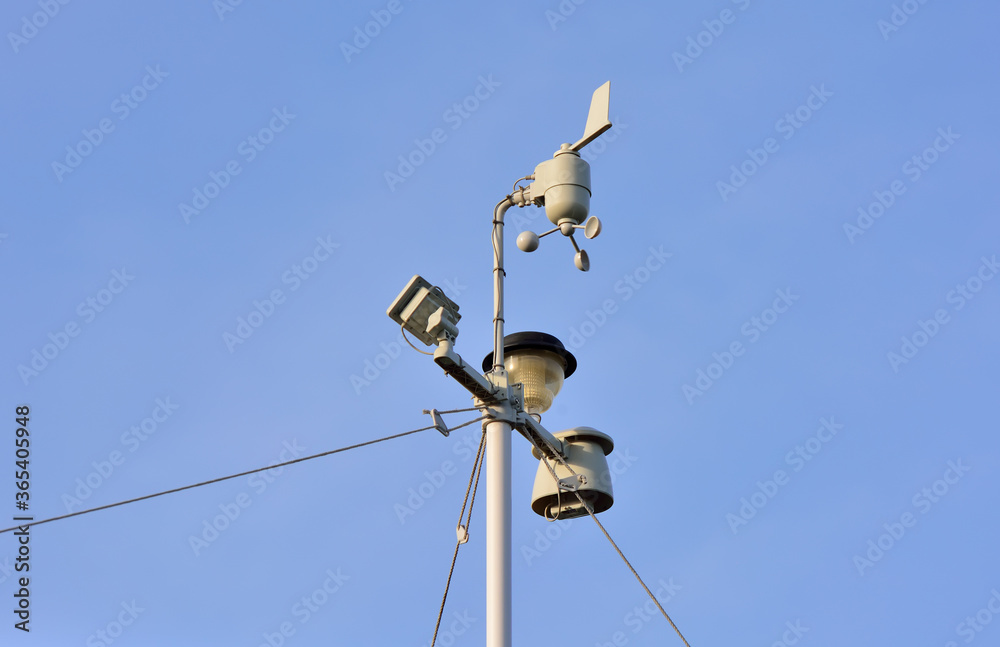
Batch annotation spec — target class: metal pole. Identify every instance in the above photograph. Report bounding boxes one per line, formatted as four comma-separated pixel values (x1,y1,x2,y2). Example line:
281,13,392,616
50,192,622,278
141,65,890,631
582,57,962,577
487,196,514,647
486,417,512,647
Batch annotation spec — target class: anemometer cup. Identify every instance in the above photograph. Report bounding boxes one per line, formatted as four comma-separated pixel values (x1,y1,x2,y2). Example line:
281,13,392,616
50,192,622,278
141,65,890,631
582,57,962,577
516,231,540,253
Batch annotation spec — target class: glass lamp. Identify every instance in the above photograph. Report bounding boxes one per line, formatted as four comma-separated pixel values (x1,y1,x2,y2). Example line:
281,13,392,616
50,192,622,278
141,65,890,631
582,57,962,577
482,332,577,415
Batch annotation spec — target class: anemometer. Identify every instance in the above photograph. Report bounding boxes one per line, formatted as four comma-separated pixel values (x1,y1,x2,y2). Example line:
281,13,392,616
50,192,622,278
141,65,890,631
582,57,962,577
511,81,612,271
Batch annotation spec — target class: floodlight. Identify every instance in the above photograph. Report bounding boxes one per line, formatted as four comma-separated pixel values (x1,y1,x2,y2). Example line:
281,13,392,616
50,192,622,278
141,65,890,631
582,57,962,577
386,275,461,346
482,332,576,415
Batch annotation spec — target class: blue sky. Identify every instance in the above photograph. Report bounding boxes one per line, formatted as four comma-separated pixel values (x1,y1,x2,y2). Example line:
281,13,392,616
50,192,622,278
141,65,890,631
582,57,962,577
2,1,999,645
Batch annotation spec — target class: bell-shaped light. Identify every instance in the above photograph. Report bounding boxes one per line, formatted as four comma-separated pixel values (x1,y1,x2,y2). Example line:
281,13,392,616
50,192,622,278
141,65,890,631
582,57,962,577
482,332,577,415
530,427,614,519
506,349,565,414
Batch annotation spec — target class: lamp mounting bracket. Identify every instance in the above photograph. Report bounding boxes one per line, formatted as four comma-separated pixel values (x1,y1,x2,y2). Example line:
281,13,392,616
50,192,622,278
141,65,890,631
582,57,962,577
558,475,587,492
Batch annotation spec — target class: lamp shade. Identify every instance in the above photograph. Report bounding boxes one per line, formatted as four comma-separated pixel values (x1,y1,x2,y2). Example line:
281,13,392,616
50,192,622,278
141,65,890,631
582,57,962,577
530,427,614,519
482,332,577,415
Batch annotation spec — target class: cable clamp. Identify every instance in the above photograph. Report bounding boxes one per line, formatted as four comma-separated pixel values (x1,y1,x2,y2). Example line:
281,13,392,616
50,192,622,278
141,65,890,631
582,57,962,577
558,475,586,492
423,409,450,437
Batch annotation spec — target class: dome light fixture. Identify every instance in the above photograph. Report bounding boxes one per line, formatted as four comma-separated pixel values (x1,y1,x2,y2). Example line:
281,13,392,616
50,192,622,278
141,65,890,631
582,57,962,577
482,331,576,416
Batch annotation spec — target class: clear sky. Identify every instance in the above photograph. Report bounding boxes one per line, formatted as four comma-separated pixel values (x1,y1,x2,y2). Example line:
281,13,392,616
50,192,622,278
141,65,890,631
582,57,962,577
2,1,998,645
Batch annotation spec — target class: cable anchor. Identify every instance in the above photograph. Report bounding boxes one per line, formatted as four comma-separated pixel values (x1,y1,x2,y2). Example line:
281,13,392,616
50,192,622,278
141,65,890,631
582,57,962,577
423,409,450,437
